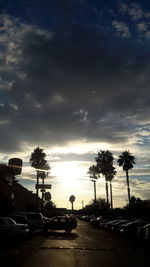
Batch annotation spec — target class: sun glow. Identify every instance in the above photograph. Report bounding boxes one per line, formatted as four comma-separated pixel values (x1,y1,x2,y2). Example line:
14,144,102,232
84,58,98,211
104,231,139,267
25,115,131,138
52,161,87,187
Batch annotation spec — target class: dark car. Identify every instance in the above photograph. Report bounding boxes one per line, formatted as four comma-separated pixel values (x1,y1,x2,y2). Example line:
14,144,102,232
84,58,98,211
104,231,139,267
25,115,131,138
10,215,28,225
110,220,130,233
104,220,120,231
90,217,102,227
145,224,150,241
43,216,77,233
138,223,150,241
120,221,148,238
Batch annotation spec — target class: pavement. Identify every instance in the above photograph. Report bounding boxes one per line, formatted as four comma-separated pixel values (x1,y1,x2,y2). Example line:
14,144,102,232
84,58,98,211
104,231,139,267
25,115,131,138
0,221,150,267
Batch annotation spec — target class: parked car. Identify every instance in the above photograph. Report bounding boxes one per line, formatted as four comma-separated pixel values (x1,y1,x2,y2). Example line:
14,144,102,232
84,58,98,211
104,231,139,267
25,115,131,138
137,223,150,240
10,212,45,231
25,213,44,231
43,216,51,223
104,220,120,231
9,215,28,225
90,217,102,227
120,221,148,238
43,215,77,233
143,224,150,241
98,219,109,229
81,215,95,222
110,220,130,233
0,217,29,238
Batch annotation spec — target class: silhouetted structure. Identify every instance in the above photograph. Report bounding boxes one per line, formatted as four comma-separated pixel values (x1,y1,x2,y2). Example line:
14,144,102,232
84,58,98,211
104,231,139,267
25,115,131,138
88,165,98,202
30,147,50,211
69,195,75,210
0,163,37,213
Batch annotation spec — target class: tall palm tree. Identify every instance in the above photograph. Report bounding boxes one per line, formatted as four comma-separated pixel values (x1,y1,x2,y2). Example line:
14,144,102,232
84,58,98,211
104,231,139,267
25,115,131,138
95,150,114,204
30,147,47,210
88,165,98,202
40,160,50,212
117,150,135,204
69,195,75,210
107,165,116,209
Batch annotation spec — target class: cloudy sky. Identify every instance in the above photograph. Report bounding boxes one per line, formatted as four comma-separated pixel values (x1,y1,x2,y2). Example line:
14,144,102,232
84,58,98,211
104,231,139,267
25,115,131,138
0,0,150,209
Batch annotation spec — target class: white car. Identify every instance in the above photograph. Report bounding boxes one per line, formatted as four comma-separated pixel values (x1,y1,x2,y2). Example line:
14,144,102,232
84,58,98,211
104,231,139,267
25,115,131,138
0,217,29,237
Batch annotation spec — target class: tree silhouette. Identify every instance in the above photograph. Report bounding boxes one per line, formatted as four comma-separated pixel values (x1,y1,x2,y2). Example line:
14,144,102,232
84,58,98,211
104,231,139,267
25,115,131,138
30,147,50,210
118,150,135,204
69,195,75,210
107,165,116,209
95,150,114,204
82,198,110,215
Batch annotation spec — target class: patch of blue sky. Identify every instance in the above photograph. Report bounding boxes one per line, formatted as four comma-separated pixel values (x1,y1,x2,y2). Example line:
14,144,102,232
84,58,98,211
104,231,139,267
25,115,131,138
130,174,150,182
19,179,35,192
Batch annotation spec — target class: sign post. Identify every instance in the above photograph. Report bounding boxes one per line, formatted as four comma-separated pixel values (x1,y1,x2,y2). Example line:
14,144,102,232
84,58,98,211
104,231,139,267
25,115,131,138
35,184,52,189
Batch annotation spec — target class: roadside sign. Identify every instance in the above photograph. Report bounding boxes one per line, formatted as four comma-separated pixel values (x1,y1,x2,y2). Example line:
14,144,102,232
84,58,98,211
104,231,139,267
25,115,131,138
35,184,52,189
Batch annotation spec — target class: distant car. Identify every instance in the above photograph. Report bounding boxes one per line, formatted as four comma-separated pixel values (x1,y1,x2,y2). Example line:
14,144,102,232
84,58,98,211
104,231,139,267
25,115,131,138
43,216,77,233
98,219,109,229
104,220,120,231
0,217,29,238
90,217,102,227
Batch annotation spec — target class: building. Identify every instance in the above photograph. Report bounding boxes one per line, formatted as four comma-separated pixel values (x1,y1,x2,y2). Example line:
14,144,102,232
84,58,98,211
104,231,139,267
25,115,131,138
0,164,37,214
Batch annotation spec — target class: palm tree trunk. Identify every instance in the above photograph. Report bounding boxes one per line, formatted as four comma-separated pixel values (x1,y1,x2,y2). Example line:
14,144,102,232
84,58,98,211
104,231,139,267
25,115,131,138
105,179,109,203
41,174,44,213
93,180,97,202
36,171,39,211
126,169,131,204
109,181,113,209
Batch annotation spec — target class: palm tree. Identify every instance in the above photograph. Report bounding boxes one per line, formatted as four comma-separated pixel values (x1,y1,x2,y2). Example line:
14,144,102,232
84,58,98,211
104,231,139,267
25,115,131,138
30,147,48,210
117,150,135,204
107,165,116,209
69,195,75,210
95,150,114,204
40,160,50,212
88,165,98,202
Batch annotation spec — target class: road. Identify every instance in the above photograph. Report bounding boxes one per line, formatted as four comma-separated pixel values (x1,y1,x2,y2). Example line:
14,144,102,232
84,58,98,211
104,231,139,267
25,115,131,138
0,220,150,267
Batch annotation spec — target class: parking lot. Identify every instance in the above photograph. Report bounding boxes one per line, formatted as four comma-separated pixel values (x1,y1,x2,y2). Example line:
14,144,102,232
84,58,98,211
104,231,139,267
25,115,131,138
0,219,150,267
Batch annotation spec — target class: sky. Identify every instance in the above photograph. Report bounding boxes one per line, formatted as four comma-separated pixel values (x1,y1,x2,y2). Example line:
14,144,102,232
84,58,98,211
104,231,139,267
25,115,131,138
0,0,150,209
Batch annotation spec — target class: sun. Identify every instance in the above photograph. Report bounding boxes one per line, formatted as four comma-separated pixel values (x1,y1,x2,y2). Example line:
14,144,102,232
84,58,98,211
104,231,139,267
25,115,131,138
53,161,86,186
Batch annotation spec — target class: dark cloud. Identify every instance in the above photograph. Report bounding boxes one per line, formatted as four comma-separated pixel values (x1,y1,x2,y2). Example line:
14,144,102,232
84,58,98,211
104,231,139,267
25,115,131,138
0,1,150,152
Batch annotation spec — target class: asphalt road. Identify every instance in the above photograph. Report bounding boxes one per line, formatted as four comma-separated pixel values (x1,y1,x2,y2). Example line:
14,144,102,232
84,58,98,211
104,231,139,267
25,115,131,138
0,221,150,267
